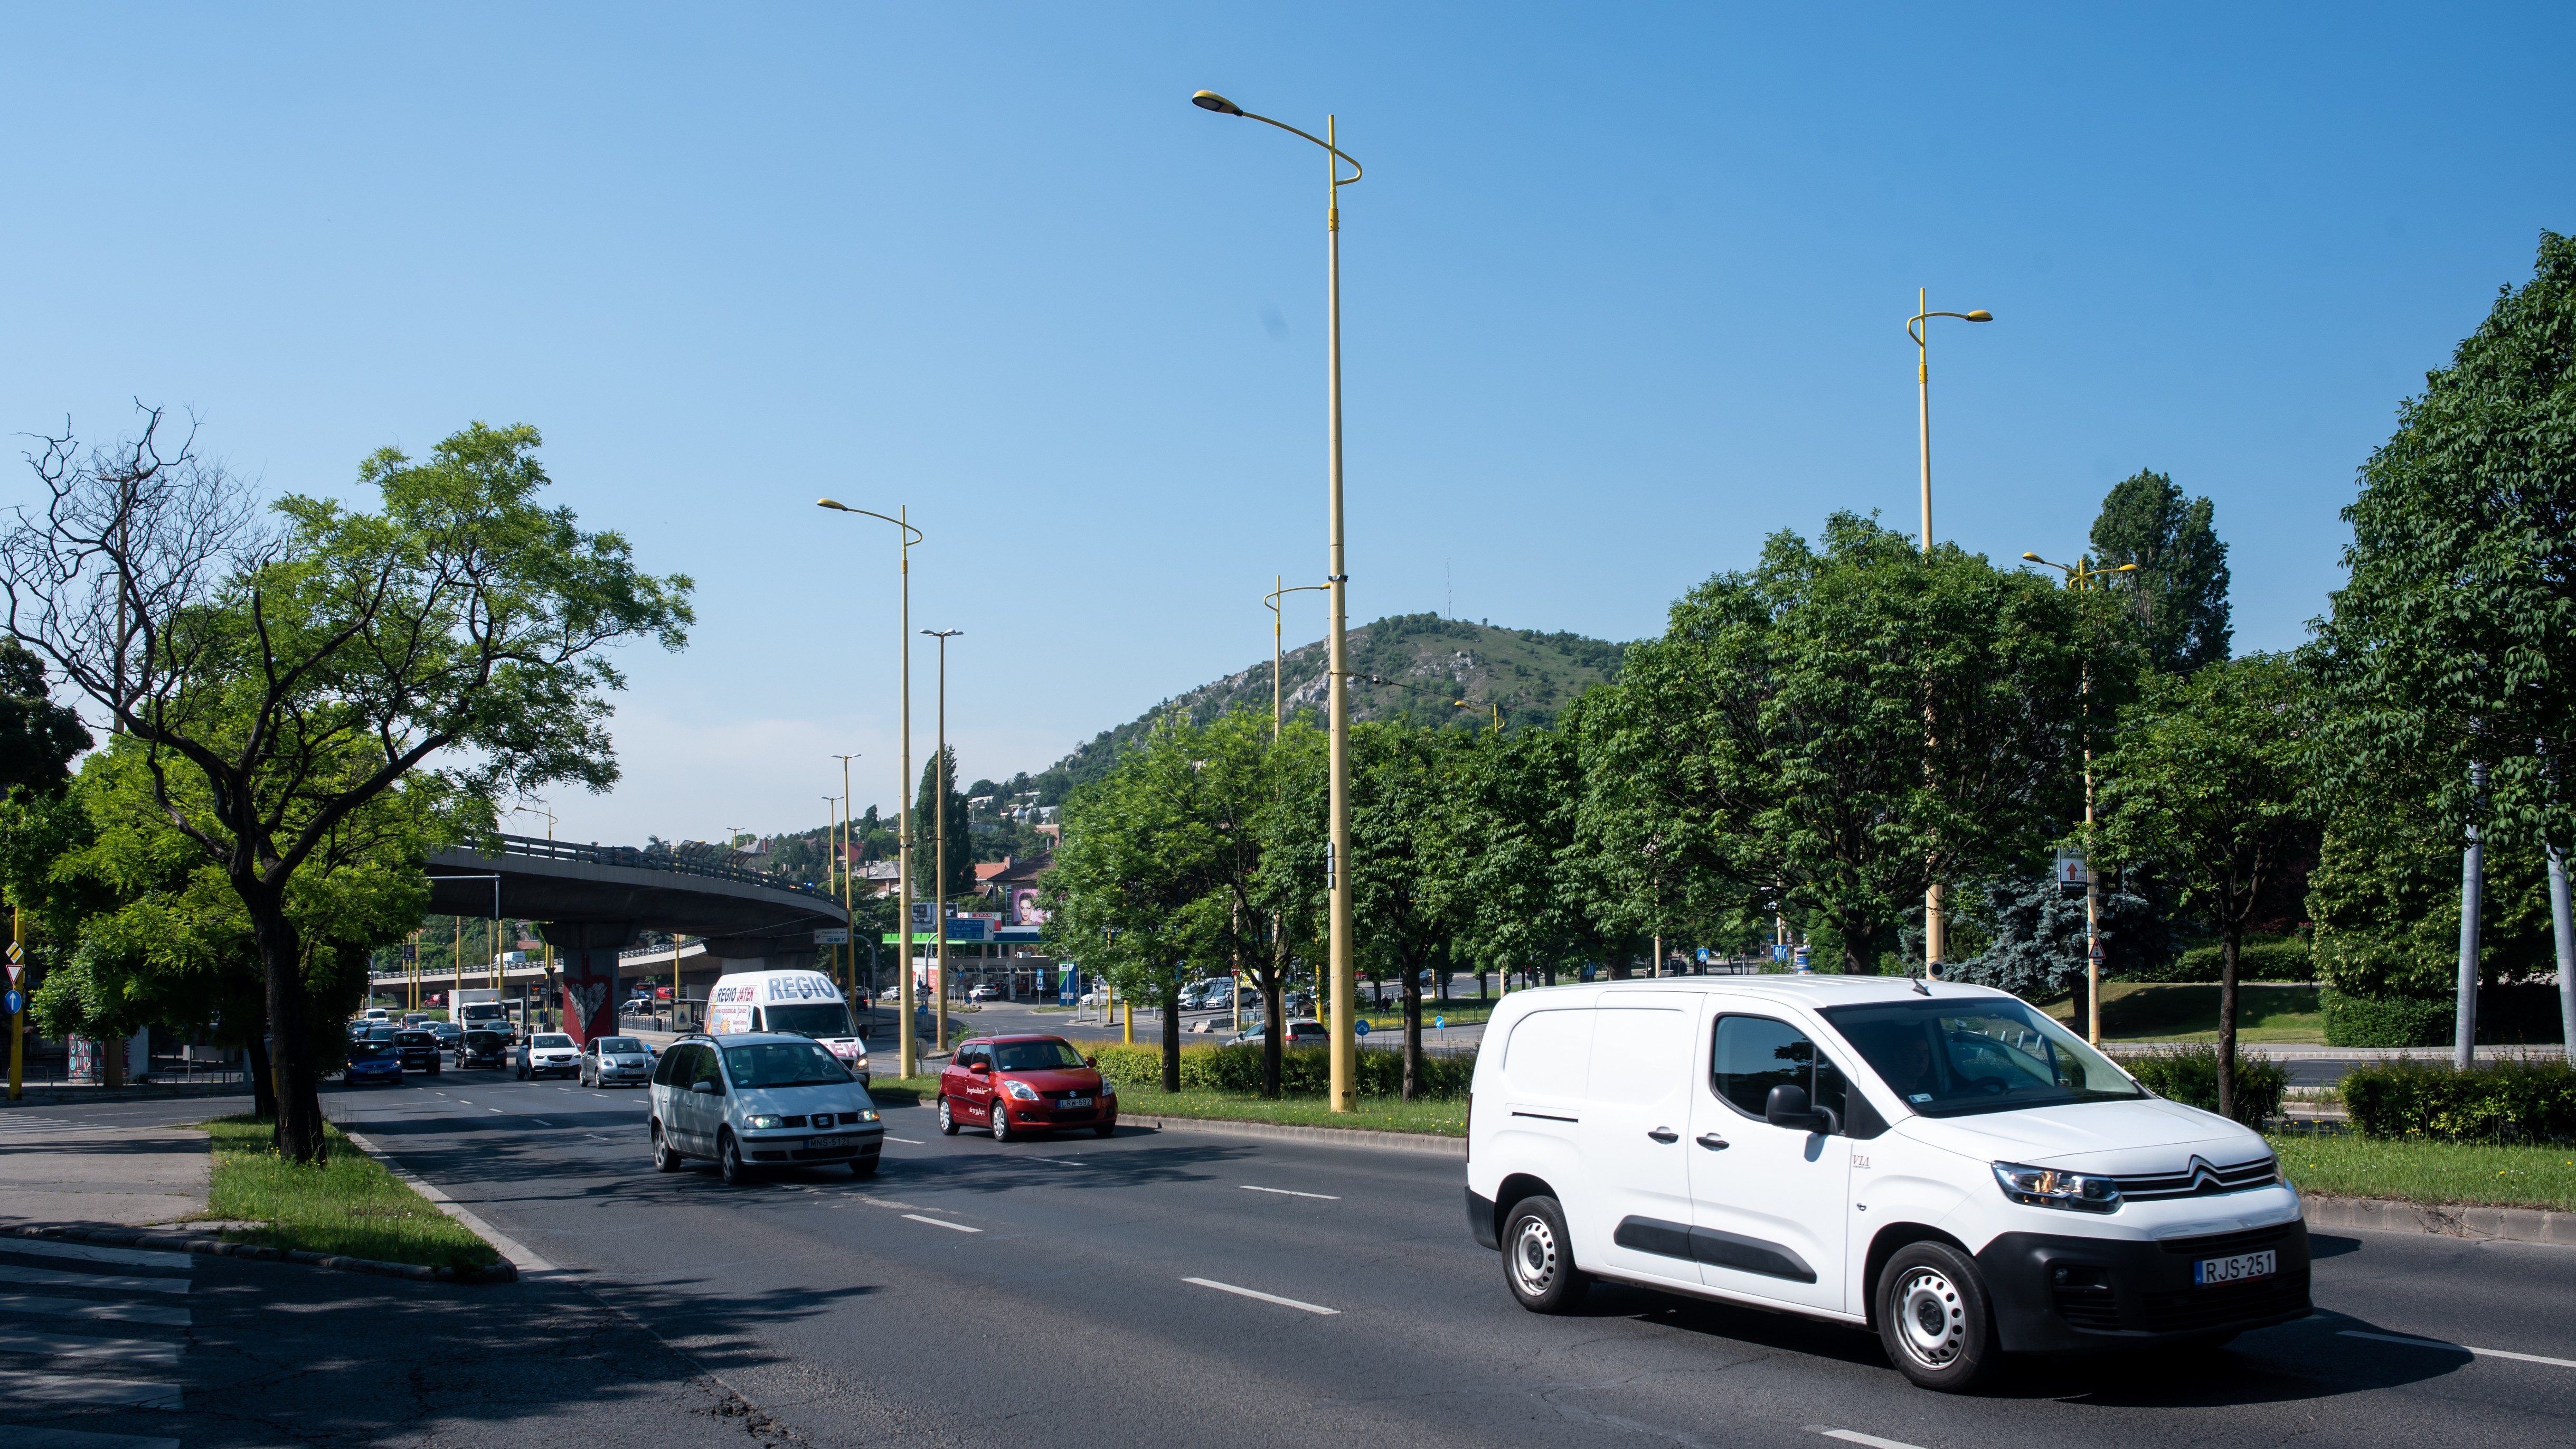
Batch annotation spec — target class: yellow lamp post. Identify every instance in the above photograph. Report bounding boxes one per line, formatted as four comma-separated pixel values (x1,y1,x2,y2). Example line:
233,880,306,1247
834,755,860,1004
816,499,923,1077
1194,88,1364,1112
1263,576,1331,741
923,628,963,1055
1907,291,1993,980
2022,551,2139,1045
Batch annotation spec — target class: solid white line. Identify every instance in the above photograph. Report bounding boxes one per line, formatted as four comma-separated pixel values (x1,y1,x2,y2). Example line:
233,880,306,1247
1241,1184,1341,1201
2338,1329,2576,1369
0,1323,184,1367
0,1239,193,1271
0,1367,182,1408
1809,1430,1929,1449
0,1265,190,1296
0,1292,190,1328
901,1214,981,1234
337,1129,556,1274
885,1137,925,1145
1181,1277,1339,1315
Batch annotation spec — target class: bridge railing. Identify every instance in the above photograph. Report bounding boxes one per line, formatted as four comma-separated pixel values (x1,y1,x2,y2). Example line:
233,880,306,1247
465,832,843,907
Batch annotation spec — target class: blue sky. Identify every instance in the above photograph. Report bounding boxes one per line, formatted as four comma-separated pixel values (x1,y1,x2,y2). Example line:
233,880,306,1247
3,5,2569,846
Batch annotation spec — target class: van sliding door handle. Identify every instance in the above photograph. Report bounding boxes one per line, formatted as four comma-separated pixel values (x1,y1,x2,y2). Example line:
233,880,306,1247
1646,1127,1679,1143
1696,1133,1730,1150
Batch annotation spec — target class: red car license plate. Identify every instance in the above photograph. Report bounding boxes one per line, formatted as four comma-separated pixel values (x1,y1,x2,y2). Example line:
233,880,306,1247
1060,1096,1091,1108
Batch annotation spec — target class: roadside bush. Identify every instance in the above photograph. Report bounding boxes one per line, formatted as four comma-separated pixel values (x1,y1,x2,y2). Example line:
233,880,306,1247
2113,1045,2286,1127
2128,937,2311,984
2320,985,2565,1047
1086,1042,1476,1099
2338,1057,2576,1143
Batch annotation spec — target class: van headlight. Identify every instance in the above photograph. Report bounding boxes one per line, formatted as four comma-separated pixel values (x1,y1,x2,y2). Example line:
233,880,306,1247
1993,1162,2121,1213
857,1109,880,1123
1003,1079,1040,1101
747,1115,785,1130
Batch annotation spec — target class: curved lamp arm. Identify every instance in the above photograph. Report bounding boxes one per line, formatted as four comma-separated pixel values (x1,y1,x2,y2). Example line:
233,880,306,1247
816,497,924,545
1265,581,1331,614
1193,91,1362,186
1907,308,1993,348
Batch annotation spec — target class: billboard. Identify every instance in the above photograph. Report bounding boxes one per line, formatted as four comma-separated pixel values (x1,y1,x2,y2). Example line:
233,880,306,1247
1011,888,1049,926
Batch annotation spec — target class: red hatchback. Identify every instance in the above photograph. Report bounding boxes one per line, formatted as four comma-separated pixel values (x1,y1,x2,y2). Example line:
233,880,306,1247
939,1035,1118,1142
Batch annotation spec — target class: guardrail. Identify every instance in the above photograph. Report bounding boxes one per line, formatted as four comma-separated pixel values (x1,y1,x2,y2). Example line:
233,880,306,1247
457,832,842,906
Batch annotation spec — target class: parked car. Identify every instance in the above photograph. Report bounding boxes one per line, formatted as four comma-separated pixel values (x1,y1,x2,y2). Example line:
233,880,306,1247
392,1029,443,1076
648,1033,885,1184
516,1032,580,1080
582,1036,655,1087
967,984,996,1004
937,1035,1117,1142
456,1028,511,1069
1464,977,2309,1392
343,1039,402,1086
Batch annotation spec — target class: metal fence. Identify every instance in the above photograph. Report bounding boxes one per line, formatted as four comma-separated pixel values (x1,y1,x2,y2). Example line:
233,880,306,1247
467,832,842,905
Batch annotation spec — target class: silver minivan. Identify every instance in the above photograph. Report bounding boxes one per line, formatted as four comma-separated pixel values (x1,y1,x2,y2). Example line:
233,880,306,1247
649,1032,887,1185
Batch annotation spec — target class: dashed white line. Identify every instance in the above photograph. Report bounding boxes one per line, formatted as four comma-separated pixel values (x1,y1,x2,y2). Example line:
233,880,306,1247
1182,1277,1338,1315
2338,1329,2576,1369
1808,1430,1928,1449
902,1214,981,1234
885,1137,925,1145
529,1119,553,1127
586,1134,613,1142
1241,1185,1340,1201
488,1107,505,1114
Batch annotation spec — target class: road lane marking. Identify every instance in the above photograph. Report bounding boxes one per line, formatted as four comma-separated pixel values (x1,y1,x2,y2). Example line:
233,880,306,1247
530,1119,552,1127
1808,1431,1928,1449
2338,1329,2576,1369
586,1134,613,1142
1241,1185,1341,1200
0,1239,193,1271
884,1137,924,1145
0,1266,189,1296
902,1215,981,1234
0,1292,190,1328
0,1323,184,1367
1182,1277,1338,1315
488,1107,505,1114
0,1367,182,1409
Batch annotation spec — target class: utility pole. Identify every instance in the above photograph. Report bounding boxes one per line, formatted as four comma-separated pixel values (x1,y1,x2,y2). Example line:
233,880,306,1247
924,629,964,1054
2457,756,2487,1070
835,755,860,1008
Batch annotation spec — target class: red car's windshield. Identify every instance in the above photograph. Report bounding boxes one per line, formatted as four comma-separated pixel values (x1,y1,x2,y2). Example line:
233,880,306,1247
991,1039,1086,1071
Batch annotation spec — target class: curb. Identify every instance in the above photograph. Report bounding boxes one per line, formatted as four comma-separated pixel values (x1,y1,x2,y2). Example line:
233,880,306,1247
1127,1114,1466,1157
2305,1193,2576,1247
337,1127,556,1278
2,1222,516,1284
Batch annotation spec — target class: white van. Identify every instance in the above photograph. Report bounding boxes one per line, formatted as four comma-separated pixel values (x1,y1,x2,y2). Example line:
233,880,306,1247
706,970,870,1085
1465,976,2307,1391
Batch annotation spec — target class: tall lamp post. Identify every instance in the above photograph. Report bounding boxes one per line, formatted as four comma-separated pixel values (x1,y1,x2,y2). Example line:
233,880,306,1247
2022,551,2137,1043
1907,290,1993,980
834,754,860,1005
922,629,964,1054
1263,576,1331,740
816,499,923,1077
1194,88,1365,1113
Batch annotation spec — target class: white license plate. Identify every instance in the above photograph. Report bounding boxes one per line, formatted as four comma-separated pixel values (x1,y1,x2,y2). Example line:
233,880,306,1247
2194,1249,2276,1286
808,1136,848,1151
1059,1096,1091,1108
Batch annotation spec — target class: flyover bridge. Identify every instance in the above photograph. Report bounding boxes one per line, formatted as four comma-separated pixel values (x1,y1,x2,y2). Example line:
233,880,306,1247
370,833,850,1044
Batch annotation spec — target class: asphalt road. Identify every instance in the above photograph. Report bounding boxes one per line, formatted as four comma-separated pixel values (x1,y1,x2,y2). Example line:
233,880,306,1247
266,1065,2576,1449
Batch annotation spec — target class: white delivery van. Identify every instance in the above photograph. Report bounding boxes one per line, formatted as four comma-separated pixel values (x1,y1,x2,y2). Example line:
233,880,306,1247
1465,976,2307,1392
706,970,870,1086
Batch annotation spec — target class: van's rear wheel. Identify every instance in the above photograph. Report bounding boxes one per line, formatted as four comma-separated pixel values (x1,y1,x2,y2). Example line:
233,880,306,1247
652,1123,682,1172
1876,1241,2002,1392
1501,1195,1587,1314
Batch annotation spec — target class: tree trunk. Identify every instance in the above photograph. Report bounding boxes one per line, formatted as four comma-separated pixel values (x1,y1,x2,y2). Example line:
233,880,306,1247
246,1033,277,1121
1401,961,1424,1102
2217,926,2240,1123
1159,980,1181,1094
1843,921,1879,975
249,892,327,1162
1261,972,1284,1100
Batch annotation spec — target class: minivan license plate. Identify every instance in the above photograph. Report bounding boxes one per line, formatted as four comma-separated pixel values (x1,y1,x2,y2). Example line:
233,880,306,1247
807,1136,846,1151
2194,1249,2276,1286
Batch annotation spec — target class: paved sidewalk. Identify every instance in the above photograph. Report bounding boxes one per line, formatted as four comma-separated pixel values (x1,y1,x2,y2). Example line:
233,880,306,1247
0,1116,211,1229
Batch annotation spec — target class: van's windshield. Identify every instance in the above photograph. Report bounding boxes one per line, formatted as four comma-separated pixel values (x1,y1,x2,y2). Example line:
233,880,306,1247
1819,996,2143,1118
763,1002,854,1038
724,1041,850,1088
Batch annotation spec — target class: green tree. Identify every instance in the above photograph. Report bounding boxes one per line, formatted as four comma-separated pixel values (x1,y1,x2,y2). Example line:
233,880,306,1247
0,411,691,1161
913,746,974,904
2089,469,2232,674
0,638,90,799
2093,654,2320,1119
1589,513,2089,973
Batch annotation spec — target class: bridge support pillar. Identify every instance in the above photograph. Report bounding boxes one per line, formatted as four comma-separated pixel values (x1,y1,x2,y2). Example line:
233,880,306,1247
537,921,640,1046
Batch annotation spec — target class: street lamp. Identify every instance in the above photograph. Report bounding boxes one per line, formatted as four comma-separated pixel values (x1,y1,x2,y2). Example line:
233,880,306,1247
1194,88,1365,1114
833,754,860,1009
2023,552,2139,1045
816,499,924,1078
1907,291,1993,982
1263,576,1331,740
923,628,964,1055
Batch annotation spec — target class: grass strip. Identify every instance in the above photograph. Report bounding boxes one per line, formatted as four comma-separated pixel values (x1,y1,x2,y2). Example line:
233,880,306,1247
2268,1131,2576,1213
2038,982,2325,1043
863,1074,1464,1136
194,1114,500,1272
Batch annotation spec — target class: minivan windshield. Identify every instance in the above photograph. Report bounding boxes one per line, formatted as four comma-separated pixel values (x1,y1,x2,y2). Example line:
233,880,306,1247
723,1041,850,1088
762,1002,854,1038
1820,996,2143,1118
991,1039,1085,1071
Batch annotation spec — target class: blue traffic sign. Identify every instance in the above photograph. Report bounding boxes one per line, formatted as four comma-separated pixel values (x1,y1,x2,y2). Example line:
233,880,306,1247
1433,1015,1445,1030
1353,1018,1372,1036
3,989,20,1016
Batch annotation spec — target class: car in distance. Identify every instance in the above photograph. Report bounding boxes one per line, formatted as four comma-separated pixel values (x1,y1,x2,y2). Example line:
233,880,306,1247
967,984,996,1003
456,1028,511,1069
343,1038,403,1086
516,1032,580,1080
648,1033,885,1184
581,1036,654,1087
392,1029,444,1076
426,1021,463,1048
1464,976,2309,1392
937,1035,1117,1142
1231,1018,1329,1048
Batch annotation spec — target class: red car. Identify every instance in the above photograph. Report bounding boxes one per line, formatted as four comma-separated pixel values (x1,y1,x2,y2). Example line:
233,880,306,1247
939,1035,1118,1142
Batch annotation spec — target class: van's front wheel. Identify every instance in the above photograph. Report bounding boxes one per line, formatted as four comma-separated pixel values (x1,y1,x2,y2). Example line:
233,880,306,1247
1501,1195,1587,1314
1876,1241,2002,1392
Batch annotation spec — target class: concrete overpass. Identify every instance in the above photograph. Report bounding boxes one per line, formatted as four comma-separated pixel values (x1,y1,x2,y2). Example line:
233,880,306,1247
378,833,852,1043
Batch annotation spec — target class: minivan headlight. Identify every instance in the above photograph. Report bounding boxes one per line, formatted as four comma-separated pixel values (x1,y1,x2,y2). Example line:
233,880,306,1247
1003,1079,1040,1101
747,1114,785,1130
1993,1161,2121,1212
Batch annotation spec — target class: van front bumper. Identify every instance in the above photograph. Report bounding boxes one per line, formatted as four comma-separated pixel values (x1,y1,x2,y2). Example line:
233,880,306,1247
1976,1218,2311,1353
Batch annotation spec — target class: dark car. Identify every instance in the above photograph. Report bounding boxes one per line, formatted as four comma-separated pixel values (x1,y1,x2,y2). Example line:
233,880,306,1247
937,1034,1117,1142
391,1029,443,1076
344,1038,402,1086
456,1029,511,1068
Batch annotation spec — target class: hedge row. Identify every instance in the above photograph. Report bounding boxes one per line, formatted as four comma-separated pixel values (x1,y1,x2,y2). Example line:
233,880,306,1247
1086,1042,1476,1099
2128,938,2314,984
2112,1045,2287,1127
2320,985,2569,1047
2338,1057,2576,1143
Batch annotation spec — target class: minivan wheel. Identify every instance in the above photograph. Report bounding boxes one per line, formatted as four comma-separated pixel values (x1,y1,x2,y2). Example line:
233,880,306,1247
1876,1241,2002,1392
1501,1196,1587,1314
938,1097,959,1135
718,1130,749,1186
652,1123,681,1172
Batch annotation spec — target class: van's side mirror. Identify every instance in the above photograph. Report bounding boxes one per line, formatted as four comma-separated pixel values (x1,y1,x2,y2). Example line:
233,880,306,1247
1764,1084,1839,1134
690,1080,716,1095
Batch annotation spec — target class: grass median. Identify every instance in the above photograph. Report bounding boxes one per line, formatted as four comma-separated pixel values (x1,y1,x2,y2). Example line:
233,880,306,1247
2269,1131,2576,1213
863,1074,1464,1136
192,1115,501,1273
